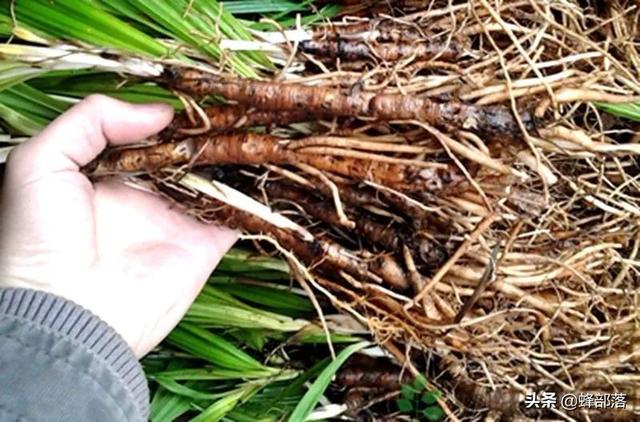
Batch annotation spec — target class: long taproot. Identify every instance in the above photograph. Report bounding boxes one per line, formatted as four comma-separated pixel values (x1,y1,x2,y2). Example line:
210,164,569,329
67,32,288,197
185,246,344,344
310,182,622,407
165,69,533,137
87,133,463,192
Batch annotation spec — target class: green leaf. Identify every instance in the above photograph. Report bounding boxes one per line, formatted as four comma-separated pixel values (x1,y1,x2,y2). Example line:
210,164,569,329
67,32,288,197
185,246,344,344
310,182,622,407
216,283,313,313
31,73,183,109
284,357,329,392
232,270,290,281
230,328,270,351
12,0,168,57
596,101,640,122
0,13,12,36
149,360,194,422
188,0,272,69
99,0,264,76
149,388,192,422
189,285,309,331
0,82,73,135
396,398,414,413
228,379,306,421
148,367,289,381
218,249,290,273
413,374,428,391
167,323,274,373
154,376,226,401
223,1,307,14
0,102,46,135
2,83,70,117
197,285,252,307
293,328,360,345
422,390,442,406
288,341,370,422
8,0,272,76
423,406,445,421
184,302,307,331
251,4,340,30
191,383,263,422
400,384,417,401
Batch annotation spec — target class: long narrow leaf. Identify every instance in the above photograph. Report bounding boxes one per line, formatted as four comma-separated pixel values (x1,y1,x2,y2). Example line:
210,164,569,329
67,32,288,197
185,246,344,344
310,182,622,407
218,249,290,273
0,83,72,134
191,383,263,422
0,102,46,135
13,0,168,57
98,0,263,76
167,323,274,373
223,1,307,14
148,367,298,381
31,73,183,108
196,285,305,324
216,283,313,313
288,342,370,422
596,101,640,122
149,387,193,422
149,360,196,422
3,83,69,117
184,302,307,331
0,13,11,36
154,376,228,401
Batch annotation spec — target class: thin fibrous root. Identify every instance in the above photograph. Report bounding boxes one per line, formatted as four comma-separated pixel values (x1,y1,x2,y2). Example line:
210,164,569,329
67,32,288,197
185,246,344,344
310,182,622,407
298,39,461,62
312,19,428,43
86,133,464,192
189,195,409,290
264,181,447,267
164,68,534,137
302,178,443,230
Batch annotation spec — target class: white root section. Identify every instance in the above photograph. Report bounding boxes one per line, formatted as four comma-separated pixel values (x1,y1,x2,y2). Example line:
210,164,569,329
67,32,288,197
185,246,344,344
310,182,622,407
535,87,640,116
0,44,163,76
219,39,282,52
178,172,314,241
516,150,558,185
250,29,313,44
307,404,349,421
541,126,640,155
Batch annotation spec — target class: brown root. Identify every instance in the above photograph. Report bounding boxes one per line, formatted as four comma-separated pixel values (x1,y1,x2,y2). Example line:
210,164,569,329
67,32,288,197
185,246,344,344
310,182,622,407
164,68,534,137
264,181,448,267
161,105,328,139
86,133,464,193
82,1,640,419
184,193,409,290
312,18,428,43
299,39,462,62
336,355,410,391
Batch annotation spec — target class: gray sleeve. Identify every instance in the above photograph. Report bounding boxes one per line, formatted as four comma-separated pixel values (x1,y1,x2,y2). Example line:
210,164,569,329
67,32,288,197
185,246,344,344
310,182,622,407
0,288,149,422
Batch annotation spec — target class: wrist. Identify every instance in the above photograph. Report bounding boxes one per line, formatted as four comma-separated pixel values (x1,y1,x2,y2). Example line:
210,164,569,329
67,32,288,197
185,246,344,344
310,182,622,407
0,287,149,420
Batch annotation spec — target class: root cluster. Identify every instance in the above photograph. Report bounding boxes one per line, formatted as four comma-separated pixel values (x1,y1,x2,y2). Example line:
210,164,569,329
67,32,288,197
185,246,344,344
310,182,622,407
88,1,640,420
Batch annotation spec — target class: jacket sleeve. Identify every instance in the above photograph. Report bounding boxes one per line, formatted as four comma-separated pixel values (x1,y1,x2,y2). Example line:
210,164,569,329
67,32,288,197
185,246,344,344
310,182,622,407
0,288,149,422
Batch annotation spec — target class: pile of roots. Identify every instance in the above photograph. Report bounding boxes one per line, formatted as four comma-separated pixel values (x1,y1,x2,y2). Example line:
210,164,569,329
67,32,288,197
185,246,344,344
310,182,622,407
88,1,640,420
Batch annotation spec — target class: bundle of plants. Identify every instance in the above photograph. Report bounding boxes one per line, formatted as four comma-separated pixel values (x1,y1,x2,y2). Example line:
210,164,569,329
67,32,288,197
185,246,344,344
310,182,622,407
1,0,639,420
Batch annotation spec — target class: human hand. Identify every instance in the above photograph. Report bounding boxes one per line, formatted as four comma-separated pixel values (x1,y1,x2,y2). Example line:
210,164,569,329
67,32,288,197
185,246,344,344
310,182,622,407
0,95,237,357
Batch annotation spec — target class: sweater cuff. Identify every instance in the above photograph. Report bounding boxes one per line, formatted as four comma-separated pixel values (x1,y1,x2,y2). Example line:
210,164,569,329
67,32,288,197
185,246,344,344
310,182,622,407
0,287,149,420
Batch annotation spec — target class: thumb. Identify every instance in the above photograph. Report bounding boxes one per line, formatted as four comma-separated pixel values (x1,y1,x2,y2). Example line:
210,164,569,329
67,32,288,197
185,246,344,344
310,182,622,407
8,94,173,177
